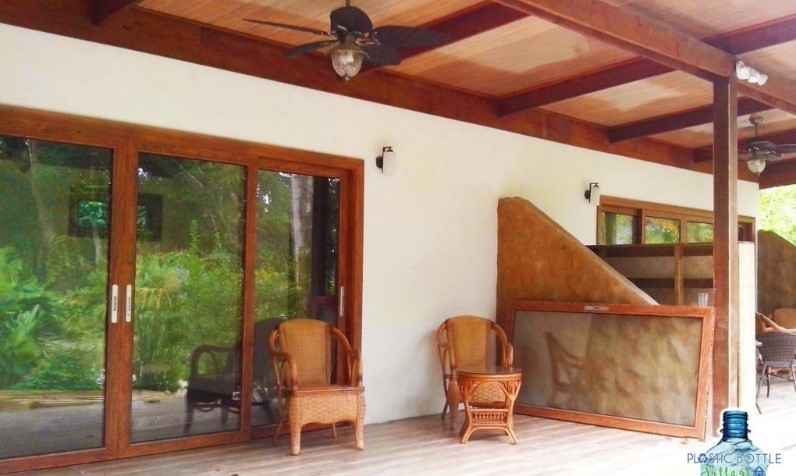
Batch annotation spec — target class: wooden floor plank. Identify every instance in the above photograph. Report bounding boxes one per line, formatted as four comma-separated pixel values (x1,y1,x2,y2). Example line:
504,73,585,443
18,381,796,475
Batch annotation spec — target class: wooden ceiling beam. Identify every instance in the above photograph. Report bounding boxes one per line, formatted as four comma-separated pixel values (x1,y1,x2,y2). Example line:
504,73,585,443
92,0,143,25
709,14,796,54
362,3,526,74
493,0,733,79
496,9,796,116
496,59,670,117
608,98,772,143
760,159,796,189
694,128,796,163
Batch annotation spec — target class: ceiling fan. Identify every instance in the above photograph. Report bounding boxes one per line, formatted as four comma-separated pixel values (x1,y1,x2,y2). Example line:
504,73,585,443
245,1,449,81
740,116,796,175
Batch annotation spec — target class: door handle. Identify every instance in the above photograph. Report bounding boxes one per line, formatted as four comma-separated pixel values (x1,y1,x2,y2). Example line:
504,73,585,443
125,284,132,323
110,284,118,324
338,286,345,317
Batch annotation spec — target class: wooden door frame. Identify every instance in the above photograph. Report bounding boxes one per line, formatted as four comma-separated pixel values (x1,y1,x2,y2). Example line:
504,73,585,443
0,104,364,472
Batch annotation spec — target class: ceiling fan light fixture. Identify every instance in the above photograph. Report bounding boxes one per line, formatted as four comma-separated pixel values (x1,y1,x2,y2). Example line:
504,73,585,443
330,40,367,81
747,157,767,175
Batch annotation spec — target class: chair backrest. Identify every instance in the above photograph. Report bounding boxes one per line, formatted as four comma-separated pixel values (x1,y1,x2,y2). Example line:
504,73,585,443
274,319,332,386
757,332,796,364
773,308,796,329
441,316,509,368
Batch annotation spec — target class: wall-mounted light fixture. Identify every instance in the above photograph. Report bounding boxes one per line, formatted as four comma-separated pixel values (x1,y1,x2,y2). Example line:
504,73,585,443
736,61,768,86
376,146,396,176
584,182,600,205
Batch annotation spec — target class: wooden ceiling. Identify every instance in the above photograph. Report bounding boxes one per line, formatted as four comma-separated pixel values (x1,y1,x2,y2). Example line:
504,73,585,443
3,0,796,188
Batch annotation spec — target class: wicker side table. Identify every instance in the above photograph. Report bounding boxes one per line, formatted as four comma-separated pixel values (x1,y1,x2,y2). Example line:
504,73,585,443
456,365,522,444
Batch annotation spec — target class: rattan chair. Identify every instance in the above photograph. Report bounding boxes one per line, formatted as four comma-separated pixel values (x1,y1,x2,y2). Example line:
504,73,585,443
756,332,796,398
269,318,364,455
436,315,513,430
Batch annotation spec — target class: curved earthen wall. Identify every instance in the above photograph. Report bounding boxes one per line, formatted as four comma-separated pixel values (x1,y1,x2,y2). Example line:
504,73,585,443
758,230,796,316
497,196,655,320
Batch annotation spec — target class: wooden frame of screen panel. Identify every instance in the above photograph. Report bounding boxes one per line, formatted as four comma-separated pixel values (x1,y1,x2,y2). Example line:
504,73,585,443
502,300,714,439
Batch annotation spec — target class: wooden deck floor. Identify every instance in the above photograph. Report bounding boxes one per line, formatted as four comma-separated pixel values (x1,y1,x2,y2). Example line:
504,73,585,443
22,381,796,475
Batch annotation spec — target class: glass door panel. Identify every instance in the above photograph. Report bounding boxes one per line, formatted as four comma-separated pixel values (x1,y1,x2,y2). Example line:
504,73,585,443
0,136,111,458
132,154,246,442
251,172,340,427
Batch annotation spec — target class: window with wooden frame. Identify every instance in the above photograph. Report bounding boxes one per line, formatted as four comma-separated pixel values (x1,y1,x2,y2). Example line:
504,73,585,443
597,196,755,245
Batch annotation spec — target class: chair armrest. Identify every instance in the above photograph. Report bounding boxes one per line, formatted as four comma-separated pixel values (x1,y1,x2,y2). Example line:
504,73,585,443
502,342,514,368
438,342,455,376
344,348,363,386
271,350,299,390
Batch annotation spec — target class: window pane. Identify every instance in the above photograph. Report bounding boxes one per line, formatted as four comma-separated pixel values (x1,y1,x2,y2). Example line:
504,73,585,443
686,222,714,243
644,217,680,244
600,212,636,245
132,153,246,442
0,136,111,458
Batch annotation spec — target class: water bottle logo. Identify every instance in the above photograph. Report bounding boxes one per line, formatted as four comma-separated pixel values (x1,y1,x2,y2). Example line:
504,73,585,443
698,410,770,476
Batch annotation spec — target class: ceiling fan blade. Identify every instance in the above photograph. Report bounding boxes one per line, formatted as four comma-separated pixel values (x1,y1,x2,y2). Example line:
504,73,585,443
361,44,402,66
245,19,333,37
284,40,338,58
330,6,373,33
372,26,449,48
776,144,796,155
749,140,778,153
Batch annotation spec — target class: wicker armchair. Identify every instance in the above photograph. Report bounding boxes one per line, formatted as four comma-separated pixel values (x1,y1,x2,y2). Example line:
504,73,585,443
269,318,364,455
436,315,513,430
756,332,796,398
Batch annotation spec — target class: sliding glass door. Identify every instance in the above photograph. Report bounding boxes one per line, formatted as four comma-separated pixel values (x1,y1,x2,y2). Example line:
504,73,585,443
0,107,362,472
131,153,246,442
0,137,112,458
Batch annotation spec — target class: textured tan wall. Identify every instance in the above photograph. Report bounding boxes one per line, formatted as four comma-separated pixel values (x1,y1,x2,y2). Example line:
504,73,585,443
758,230,796,316
496,197,656,320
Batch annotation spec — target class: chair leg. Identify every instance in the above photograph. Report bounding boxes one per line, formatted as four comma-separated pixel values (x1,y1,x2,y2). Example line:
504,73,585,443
184,401,195,433
289,413,302,456
447,384,460,430
791,366,796,392
273,395,286,442
355,419,364,450
766,367,771,398
756,369,764,399
441,400,449,421
331,423,337,439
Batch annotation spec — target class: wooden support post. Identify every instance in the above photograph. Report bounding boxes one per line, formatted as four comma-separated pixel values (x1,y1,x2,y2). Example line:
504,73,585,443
673,245,684,306
711,78,739,434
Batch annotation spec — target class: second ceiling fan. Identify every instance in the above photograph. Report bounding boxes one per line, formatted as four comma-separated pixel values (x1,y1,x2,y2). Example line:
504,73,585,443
740,116,796,175
246,1,449,81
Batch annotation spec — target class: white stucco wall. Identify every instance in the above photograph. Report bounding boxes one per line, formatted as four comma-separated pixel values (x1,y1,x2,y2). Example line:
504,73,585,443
0,24,760,424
